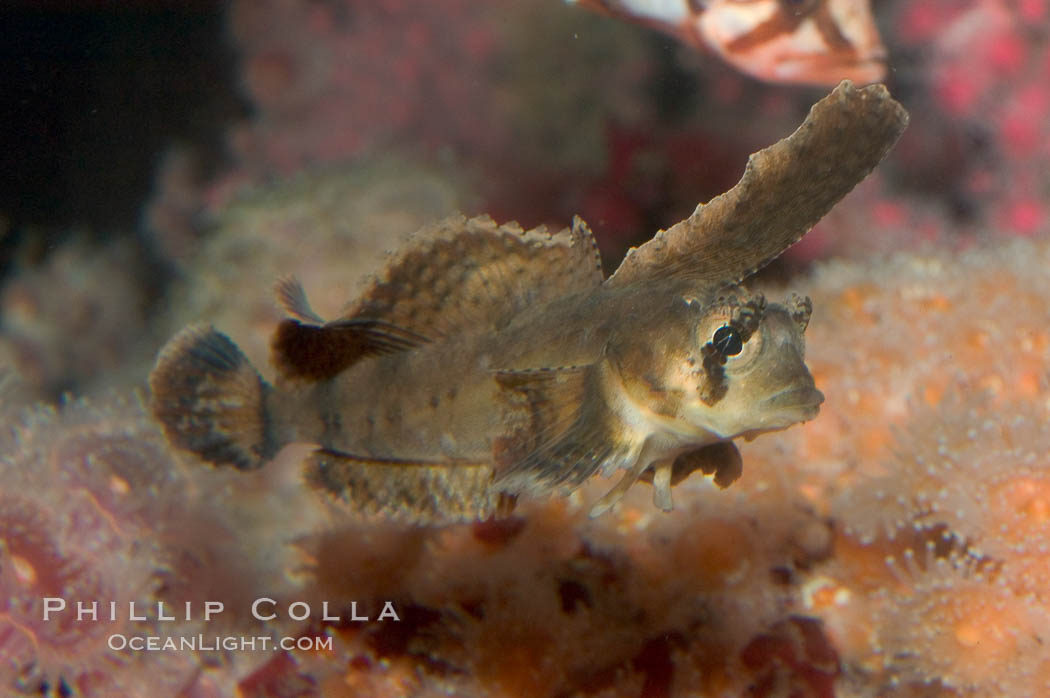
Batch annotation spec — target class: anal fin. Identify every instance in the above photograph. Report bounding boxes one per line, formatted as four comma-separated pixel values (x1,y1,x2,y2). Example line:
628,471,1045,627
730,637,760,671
304,449,516,525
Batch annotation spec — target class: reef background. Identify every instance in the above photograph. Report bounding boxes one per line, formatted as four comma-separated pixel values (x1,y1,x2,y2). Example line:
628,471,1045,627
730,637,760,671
1,1,1049,696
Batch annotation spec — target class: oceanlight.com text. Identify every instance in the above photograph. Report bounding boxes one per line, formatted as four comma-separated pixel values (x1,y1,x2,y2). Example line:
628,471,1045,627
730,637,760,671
107,633,334,653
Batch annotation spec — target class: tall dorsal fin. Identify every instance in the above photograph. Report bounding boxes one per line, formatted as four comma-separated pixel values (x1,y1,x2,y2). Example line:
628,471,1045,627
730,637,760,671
341,214,604,340
607,81,908,289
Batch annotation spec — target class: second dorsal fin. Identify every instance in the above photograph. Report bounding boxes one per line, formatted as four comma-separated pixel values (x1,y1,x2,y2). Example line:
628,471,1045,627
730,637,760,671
271,317,428,382
271,277,427,382
340,214,604,340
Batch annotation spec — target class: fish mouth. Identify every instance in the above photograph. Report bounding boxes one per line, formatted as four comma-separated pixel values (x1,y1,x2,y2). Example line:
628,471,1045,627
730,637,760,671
761,386,825,422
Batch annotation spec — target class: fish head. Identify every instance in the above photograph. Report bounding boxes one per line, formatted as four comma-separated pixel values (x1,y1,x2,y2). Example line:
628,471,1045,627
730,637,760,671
679,290,823,438
697,0,886,86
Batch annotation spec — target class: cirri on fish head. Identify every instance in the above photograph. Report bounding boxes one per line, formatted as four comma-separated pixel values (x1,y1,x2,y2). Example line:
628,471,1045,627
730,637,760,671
568,0,886,86
149,81,908,524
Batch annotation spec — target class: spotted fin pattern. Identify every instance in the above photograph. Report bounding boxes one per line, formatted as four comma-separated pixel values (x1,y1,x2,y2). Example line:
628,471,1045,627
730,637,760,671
150,325,277,470
342,214,604,340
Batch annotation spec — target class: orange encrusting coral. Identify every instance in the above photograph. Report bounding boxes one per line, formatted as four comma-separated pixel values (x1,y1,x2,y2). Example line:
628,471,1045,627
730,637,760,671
742,236,1050,696
875,563,1050,695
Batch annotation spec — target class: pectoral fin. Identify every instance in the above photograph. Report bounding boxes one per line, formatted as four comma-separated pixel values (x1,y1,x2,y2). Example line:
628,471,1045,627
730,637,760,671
494,364,637,496
303,449,515,524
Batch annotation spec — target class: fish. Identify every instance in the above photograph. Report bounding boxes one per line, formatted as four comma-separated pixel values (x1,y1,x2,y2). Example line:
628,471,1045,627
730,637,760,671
568,0,886,86
149,81,907,524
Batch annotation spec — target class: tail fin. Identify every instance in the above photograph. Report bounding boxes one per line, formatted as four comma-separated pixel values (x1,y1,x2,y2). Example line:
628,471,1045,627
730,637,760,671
149,325,279,470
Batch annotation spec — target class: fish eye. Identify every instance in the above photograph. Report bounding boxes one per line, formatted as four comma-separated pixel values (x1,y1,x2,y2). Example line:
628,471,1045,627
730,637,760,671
712,326,743,357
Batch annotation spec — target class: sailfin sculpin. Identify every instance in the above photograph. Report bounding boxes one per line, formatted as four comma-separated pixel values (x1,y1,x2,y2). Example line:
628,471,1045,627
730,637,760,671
150,81,908,523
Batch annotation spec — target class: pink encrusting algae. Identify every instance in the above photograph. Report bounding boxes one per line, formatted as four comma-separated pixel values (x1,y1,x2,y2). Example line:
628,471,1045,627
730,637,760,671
208,0,653,219
0,397,191,694
0,395,324,695
843,0,1050,251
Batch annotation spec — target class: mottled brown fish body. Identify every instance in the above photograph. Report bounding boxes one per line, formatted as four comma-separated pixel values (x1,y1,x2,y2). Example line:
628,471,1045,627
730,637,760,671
278,284,697,465
149,81,909,523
